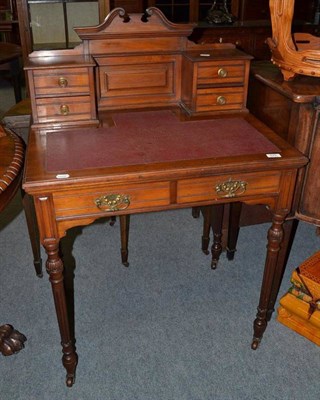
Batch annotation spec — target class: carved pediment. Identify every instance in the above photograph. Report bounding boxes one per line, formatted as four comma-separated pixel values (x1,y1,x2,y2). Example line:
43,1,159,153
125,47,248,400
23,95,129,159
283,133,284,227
74,7,195,41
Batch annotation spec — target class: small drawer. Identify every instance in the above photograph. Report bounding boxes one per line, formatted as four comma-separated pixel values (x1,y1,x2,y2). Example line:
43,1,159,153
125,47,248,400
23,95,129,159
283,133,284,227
195,87,244,112
35,95,92,124
197,61,245,86
33,67,90,96
53,181,171,218
177,172,281,204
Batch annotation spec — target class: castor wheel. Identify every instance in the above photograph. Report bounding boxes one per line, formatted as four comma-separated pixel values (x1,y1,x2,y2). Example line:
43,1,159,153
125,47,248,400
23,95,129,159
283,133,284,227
66,374,75,387
251,338,260,350
211,260,218,270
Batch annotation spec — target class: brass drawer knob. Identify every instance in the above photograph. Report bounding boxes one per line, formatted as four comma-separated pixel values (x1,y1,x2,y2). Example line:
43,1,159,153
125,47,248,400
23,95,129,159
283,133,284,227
215,178,247,198
60,104,70,115
218,68,228,78
58,77,68,88
95,194,130,212
216,96,226,105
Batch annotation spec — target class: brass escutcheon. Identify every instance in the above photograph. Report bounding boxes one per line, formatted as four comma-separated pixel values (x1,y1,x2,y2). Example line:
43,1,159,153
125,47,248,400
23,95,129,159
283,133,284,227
95,194,130,212
217,95,226,105
60,104,69,115
58,77,68,88
218,68,228,78
215,178,247,198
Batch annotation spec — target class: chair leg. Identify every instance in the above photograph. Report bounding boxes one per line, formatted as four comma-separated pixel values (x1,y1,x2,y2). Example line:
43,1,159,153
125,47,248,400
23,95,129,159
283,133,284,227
119,215,130,267
210,204,224,269
226,202,242,261
21,191,42,277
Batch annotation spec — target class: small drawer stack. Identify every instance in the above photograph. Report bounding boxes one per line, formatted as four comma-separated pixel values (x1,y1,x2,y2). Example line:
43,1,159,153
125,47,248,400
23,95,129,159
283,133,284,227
25,55,98,128
277,251,320,346
181,48,252,115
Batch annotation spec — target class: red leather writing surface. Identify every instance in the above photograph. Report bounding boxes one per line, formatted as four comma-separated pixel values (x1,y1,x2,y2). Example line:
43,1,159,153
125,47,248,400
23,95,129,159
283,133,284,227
46,110,280,172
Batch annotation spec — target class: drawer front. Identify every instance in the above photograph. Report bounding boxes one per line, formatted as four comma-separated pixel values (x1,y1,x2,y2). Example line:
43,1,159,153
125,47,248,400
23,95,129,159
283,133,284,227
197,61,245,86
53,182,171,218
33,67,90,97
96,54,181,109
195,87,244,112
35,96,92,124
177,172,281,204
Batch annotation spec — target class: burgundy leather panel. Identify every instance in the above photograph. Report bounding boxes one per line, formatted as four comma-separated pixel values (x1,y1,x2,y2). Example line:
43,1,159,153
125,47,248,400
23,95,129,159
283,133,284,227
46,110,280,172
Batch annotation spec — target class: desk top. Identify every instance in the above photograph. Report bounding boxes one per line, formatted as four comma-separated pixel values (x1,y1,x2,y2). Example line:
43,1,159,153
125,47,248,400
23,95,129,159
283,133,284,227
23,109,306,193
46,110,279,172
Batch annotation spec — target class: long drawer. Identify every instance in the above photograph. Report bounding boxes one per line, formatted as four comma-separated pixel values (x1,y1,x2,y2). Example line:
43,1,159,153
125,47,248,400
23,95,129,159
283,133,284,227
53,181,171,218
177,172,281,204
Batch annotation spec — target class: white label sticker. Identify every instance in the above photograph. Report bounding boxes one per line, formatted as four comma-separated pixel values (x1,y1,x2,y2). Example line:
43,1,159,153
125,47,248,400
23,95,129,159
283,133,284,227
56,173,70,179
266,153,282,158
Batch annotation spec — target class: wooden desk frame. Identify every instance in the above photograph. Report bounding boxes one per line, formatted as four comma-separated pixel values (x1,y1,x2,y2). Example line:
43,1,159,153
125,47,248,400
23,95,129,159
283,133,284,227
22,8,307,387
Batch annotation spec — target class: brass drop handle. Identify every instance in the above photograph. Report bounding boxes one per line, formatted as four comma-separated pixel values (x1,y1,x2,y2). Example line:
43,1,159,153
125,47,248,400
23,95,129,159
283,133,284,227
60,104,69,115
218,68,228,78
58,77,68,87
217,96,226,105
95,194,130,212
215,178,247,198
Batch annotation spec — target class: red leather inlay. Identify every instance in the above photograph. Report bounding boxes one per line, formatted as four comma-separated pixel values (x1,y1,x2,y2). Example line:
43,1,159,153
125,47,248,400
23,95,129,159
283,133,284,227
46,110,280,172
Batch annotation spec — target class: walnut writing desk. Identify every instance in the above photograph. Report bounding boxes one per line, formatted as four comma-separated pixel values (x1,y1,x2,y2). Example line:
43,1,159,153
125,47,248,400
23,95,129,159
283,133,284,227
22,8,307,386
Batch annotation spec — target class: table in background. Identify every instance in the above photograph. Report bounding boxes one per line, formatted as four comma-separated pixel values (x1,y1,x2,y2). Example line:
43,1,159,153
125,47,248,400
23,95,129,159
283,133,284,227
0,125,27,356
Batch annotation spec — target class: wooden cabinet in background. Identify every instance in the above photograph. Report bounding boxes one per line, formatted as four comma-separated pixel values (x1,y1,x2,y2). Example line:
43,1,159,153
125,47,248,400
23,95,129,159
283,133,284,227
247,61,320,226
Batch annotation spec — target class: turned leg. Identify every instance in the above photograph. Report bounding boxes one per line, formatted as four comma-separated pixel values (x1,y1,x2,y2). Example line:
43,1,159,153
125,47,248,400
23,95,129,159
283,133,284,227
22,191,42,277
120,215,130,267
266,218,299,321
0,324,26,356
226,202,242,261
252,212,286,350
210,204,224,269
44,239,78,387
200,206,211,255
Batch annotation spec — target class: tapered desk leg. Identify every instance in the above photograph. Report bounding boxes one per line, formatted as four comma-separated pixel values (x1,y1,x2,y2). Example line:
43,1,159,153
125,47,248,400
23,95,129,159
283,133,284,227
252,212,286,350
266,218,299,321
201,206,211,255
44,239,78,387
120,215,130,267
226,202,242,261
210,204,224,269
